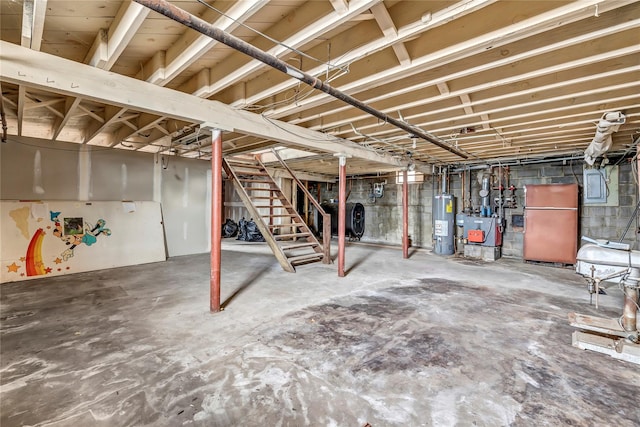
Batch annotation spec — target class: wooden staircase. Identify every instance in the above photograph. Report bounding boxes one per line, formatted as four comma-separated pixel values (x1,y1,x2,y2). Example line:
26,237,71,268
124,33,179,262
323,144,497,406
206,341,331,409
223,157,328,272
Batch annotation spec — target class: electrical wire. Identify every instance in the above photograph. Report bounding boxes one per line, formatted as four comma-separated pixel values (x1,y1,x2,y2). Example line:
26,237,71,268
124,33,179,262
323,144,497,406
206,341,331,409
240,64,349,112
569,158,580,184
195,0,347,74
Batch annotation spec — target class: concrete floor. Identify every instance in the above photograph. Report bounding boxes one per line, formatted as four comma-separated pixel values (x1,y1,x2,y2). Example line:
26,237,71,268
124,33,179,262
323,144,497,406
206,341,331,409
1,240,639,426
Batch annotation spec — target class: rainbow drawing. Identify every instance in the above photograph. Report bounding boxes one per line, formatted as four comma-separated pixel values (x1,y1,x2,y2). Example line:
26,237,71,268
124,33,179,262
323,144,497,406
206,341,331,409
25,228,46,276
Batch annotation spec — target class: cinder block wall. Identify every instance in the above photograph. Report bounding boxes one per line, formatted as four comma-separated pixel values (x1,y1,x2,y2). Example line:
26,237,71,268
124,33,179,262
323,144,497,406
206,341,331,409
501,160,639,256
322,160,639,258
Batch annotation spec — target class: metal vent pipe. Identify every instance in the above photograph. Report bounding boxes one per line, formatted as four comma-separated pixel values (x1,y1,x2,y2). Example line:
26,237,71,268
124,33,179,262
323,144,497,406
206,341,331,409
133,0,468,159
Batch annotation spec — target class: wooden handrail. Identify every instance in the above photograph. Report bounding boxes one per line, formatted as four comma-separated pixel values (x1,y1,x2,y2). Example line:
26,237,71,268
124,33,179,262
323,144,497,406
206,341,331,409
269,150,328,215
268,149,331,264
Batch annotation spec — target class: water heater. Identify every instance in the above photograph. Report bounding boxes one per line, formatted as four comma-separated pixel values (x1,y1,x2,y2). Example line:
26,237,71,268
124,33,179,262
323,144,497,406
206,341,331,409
434,193,455,255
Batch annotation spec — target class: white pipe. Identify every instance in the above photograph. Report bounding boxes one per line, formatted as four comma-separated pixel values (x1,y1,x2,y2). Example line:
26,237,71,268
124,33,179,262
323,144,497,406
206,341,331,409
584,111,626,165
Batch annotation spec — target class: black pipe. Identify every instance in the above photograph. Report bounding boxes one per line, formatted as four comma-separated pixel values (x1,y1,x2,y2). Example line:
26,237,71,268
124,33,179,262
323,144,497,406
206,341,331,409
133,0,468,160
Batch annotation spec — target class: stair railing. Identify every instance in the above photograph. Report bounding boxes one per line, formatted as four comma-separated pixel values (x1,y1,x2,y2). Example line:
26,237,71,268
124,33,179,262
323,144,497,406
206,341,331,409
268,149,331,264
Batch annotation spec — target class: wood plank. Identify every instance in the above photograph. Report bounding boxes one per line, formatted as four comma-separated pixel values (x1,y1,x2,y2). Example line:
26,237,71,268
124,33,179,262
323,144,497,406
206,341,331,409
281,242,319,250
287,253,324,264
274,232,311,240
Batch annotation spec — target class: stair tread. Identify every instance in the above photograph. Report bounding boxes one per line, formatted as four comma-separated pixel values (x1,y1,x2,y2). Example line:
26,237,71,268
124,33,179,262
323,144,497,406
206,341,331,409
239,178,271,183
244,186,277,191
287,253,324,263
268,223,304,228
239,171,269,176
226,161,261,168
274,232,311,239
281,242,319,250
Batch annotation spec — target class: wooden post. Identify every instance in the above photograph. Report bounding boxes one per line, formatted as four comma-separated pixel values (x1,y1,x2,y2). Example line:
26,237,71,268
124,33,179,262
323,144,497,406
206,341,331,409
304,180,309,224
323,212,331,264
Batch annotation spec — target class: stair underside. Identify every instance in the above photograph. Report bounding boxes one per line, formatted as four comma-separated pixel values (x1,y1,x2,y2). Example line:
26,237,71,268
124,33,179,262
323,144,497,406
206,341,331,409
224,158,325,272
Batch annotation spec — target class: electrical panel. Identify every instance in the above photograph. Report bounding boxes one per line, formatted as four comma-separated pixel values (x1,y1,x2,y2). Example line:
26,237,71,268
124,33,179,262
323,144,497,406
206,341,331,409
583,166,619,206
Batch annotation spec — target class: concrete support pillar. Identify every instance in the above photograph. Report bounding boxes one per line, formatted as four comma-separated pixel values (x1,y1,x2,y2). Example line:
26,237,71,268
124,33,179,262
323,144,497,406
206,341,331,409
210,130,222,312
402,169,409,259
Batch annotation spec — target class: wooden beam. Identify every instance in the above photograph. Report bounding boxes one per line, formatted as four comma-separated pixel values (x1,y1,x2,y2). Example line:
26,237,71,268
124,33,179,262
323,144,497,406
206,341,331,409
17,86,25,136
300,15,640,128
21,0,47,51
237,0,497,109
268,168,336,183
138,0,269,85
84,1,149,70
370,2,412,66
0,41,410,168
266,0,631,119
52,97,82,140
190,0,381,98
329,0,349,13
460,93,474,115
23,97,64,111
76,104,105,124
111,113,165,147
361,80,640,139
84,106,127,143
310,46,640,135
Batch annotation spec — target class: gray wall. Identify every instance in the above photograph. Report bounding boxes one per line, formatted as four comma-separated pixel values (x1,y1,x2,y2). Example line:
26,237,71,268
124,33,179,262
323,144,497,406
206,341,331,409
0,136,79,200
1,137,212,257
161,157,211,257
321,161,638,257
3,137,637,260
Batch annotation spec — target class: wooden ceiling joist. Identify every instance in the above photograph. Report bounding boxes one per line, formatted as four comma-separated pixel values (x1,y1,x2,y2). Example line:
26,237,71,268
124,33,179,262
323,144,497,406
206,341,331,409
0,41,413,169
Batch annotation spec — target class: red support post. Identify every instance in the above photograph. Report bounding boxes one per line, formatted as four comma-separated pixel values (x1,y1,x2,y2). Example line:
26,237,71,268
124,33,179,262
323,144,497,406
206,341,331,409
402,169,409,259
338,155,347,277
210,130,222,312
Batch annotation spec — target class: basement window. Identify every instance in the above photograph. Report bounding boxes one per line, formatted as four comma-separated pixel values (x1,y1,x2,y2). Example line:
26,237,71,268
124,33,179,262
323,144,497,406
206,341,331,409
396,170,424,184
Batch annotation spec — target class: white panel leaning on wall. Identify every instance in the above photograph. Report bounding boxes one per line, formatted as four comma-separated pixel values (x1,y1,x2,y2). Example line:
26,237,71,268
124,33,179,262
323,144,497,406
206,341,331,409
0,200,166,283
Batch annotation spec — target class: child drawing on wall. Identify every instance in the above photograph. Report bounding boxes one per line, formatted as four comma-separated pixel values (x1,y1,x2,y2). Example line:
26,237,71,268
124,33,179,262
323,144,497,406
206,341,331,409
50,211,111,261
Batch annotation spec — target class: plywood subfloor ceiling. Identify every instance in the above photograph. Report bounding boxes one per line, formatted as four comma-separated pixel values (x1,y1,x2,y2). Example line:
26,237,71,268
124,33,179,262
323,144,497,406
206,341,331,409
1,0,639,177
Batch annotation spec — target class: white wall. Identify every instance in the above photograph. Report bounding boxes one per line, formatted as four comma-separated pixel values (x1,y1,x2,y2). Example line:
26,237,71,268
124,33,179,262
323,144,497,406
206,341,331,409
160,156,212,257
0,136,213,279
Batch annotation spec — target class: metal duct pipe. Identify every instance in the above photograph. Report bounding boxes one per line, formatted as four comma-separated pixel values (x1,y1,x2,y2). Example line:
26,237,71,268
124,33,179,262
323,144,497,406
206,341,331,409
480,173,491,216
584,111,626,166
441,167,448,194
133,0,468,159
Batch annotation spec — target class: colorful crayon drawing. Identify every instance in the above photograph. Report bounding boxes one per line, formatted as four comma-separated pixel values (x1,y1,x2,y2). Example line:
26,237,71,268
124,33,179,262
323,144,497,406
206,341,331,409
50,211,111,261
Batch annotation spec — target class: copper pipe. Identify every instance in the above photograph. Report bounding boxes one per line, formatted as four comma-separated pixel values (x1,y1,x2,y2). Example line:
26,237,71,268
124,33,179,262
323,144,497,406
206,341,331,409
338,156,347,277
402,169,409,259
210,130,222,312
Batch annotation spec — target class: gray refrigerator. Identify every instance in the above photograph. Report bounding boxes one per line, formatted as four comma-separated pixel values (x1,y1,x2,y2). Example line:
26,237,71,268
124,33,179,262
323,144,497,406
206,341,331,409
523,183,579,264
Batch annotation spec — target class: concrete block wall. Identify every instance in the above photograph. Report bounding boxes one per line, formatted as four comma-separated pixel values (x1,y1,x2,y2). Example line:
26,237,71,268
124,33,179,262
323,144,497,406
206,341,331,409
322,160,639,259
499,160,639,256
321,175,436,247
